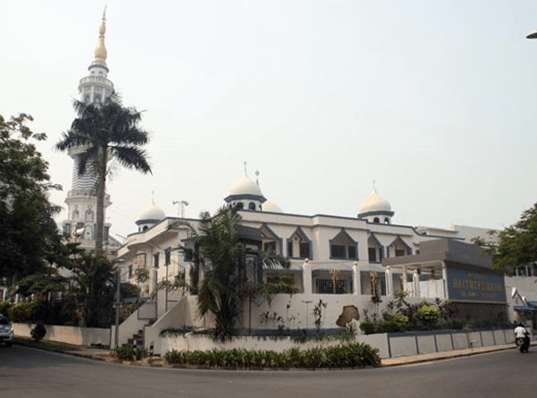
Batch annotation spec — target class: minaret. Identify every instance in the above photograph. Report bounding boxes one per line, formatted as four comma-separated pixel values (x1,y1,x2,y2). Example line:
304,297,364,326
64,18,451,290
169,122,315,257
61,9,115,254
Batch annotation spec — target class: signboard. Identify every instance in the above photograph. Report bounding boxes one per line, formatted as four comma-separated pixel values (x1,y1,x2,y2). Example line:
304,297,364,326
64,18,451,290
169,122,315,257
446,266,506,303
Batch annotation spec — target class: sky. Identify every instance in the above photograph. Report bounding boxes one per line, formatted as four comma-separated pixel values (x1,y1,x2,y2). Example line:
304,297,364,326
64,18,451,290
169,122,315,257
2,0,537,241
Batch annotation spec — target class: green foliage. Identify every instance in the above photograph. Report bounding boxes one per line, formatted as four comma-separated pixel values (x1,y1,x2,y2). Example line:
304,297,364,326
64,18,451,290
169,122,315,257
0,113,64,279
65,253,116,328
56,95,151,255
114,346,148,360
376,312,408,333
0,301,10,317
416,302,440,329
175,204,292,340
159,328,188,337
476,203,537,274
359,321,376,335
31,322,47,342
164,342,381,369
8,301,39,322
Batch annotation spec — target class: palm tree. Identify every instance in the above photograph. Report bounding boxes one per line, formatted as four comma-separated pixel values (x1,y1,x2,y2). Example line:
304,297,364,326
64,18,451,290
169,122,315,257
171,204,295,339
57,95,152,255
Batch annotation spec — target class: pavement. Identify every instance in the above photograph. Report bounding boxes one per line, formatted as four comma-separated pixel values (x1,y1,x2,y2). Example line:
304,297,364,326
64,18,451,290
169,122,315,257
16,339,534,368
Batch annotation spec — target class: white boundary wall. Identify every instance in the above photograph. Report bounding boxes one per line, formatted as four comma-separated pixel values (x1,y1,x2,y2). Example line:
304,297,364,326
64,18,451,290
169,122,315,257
13,323,110,347
161,328,514,358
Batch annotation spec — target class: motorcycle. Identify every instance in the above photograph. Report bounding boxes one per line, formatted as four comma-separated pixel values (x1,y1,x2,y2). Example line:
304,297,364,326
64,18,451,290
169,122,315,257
516,336,530,353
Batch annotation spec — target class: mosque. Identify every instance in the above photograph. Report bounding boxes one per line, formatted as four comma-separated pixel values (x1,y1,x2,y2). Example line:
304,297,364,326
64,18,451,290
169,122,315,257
59,11,535,350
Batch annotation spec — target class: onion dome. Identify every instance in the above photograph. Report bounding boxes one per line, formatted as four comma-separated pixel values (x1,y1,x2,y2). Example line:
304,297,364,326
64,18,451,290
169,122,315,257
262,200,283,213
224,169,266,211
136,201,165,231
358,186,394,224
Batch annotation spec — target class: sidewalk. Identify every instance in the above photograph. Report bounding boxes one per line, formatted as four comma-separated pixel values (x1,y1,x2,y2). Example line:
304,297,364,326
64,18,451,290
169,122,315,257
380,343,521,366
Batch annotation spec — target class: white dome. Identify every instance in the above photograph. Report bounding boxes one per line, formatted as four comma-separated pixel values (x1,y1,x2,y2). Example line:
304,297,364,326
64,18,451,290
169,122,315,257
229,174,264,197
262,201,283,213
359,188,391,214
138,202,165,222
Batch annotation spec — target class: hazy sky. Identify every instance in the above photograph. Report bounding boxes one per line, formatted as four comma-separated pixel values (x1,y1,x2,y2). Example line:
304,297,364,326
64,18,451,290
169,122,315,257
2,1,537,240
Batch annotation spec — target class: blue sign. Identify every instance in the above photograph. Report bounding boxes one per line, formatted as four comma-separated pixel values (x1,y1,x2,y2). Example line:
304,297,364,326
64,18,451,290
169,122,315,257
446,266,506,303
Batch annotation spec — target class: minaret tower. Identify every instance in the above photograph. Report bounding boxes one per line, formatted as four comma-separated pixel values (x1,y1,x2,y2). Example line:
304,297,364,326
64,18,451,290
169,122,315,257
61,9,115,254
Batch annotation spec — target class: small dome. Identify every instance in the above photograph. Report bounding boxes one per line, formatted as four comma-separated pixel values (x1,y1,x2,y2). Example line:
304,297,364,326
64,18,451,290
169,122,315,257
262,201,283,213
138,202,165,222
359,188,391,214
229,174,264,197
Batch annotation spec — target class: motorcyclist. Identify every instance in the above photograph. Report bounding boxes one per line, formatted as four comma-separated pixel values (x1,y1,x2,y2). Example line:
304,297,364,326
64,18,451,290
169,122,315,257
514,322,530,351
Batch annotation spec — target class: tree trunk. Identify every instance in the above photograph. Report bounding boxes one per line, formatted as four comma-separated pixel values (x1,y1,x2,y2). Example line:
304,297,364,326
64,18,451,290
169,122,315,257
95,149,107,257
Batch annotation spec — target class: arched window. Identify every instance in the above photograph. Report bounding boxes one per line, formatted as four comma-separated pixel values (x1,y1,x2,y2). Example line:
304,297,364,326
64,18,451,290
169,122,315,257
384,217,390,224
248,202,256,211
373,217,380,223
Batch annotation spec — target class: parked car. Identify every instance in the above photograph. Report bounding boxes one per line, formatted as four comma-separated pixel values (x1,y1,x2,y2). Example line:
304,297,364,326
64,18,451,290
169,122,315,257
0,314,14,347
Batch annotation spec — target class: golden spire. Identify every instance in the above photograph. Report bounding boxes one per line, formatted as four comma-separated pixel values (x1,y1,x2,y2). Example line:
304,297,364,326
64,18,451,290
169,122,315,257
94,7,107,63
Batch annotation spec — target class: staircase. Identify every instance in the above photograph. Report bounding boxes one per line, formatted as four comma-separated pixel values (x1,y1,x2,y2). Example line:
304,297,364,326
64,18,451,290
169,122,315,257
125,329,144,348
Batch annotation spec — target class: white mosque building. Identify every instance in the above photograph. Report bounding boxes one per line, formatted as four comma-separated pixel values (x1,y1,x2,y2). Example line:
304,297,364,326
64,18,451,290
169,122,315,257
114,167,518,352
57,12,532,352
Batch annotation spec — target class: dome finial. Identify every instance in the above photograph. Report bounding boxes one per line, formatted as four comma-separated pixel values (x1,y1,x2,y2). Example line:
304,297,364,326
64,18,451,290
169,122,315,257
243,161,248,176
94,7,108,63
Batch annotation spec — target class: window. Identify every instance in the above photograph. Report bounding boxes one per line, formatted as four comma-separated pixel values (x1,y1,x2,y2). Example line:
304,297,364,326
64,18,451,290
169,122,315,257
368,247,377,262
164,248,171,266
367,234,384,263
264,241,276,252
153,253,159,268
299,242,309,258
387,237,412,258
331,245,346,258
329,230,357,259
248,202,256,211
63,224,71,235
287,228,312,259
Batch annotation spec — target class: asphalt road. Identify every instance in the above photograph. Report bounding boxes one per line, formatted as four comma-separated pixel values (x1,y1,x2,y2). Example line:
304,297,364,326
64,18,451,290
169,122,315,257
0,344,535,398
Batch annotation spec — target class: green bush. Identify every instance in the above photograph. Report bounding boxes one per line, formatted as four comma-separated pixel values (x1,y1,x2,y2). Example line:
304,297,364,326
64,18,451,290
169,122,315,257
359,321,376,335
416,302,440,329
9,301,39,322
164,343,381,369
31,323,47,342
0,301,10,317
114,346,149,360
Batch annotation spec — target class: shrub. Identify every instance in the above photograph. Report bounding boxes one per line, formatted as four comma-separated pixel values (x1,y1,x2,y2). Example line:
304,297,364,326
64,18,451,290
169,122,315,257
31,323,46,342
0,300,10,317
114,346,148,360
9,301,39,322
359,321,376,335
164,342,381,369
416,302,440,329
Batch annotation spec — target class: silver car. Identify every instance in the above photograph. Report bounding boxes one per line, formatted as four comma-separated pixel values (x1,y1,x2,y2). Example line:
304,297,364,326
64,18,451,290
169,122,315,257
0,314,14,347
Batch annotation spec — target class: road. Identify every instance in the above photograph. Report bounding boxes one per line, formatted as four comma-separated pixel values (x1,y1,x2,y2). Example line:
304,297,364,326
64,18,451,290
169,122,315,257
0,344,535,398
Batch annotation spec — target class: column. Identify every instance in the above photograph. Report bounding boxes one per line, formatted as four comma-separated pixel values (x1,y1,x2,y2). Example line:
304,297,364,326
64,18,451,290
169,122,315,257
302,259,312,295
385,266,393,297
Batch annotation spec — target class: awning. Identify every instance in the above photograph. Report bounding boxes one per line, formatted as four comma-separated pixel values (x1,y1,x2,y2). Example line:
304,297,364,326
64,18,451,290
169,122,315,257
514,305,537,312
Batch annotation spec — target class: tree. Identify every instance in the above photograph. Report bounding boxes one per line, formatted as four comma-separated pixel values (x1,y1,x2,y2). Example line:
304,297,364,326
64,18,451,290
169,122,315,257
66,252,117,327
0,113,64,280
475,203,537,274
56,95,152,255
170,204,294,339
